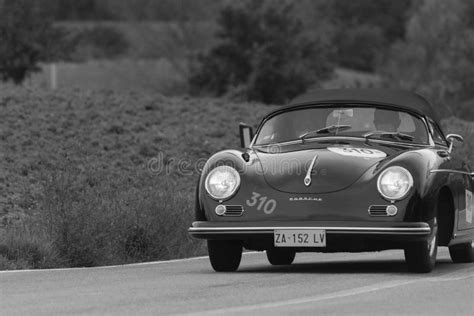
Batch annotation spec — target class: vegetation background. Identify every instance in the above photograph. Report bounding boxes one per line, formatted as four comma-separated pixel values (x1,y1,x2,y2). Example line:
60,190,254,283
0,0,473,269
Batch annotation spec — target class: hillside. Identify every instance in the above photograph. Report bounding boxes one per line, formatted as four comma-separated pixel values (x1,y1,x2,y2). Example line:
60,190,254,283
0,86,275,268
0,86,472,269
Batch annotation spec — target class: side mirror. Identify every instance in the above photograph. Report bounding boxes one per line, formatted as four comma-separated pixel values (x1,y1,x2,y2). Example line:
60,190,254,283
446,134,464,153
239,123,254,148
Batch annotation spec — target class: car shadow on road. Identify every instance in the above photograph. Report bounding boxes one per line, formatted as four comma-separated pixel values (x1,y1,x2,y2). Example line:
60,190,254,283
236,258,457,275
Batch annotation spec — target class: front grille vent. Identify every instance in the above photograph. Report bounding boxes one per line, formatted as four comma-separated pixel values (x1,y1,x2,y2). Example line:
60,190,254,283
368,205,398,217
223,205,244,217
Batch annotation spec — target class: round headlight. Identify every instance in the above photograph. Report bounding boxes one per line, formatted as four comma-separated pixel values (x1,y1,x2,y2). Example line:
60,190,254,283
377,166,413,201
205,166,241,200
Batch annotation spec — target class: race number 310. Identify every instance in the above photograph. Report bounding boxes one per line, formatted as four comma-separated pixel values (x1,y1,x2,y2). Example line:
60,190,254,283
246,192,277,214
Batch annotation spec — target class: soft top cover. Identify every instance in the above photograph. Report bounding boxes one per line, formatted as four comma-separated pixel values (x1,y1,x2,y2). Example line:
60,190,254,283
283,88,437,121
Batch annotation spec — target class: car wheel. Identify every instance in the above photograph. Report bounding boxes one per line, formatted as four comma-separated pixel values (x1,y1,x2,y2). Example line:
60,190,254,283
404,218,438,273
266,248,296,265
449,242,474,263
207,240,242,272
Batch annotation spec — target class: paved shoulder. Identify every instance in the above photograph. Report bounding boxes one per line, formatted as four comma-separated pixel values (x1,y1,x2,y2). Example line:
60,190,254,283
1,249,473,315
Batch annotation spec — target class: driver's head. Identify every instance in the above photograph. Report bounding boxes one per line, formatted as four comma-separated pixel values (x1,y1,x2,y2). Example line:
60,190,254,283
374,109,401,132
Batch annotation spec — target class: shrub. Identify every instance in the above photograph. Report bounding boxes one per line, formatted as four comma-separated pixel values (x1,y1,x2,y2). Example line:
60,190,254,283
0,223,61,269
33,152,205,267
189,0,333,104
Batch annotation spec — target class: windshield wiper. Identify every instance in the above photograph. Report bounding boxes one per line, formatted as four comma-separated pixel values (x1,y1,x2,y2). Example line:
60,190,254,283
300,125,352,143
364,131,415,142
316,124,352,134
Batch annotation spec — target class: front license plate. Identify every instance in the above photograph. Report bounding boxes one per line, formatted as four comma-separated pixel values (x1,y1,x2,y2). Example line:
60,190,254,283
274,229,326,247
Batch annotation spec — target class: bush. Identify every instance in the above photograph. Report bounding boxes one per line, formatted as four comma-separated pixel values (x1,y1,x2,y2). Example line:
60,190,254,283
0,223,61,269
34,153,204,267
189,0,333,104
0,160,205,269
0,0,63,84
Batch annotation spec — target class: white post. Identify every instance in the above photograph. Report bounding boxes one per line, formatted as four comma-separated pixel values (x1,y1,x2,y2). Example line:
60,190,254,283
50,63,57,90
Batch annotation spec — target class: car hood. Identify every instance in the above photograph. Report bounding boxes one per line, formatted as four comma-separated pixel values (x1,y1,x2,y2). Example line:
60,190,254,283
254,145,389,194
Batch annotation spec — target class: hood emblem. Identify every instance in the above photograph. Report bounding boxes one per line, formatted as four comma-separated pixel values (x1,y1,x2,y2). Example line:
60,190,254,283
304,154,319,187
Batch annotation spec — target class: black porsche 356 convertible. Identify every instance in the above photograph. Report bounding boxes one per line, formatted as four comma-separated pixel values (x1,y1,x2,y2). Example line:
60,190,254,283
189,89,474,273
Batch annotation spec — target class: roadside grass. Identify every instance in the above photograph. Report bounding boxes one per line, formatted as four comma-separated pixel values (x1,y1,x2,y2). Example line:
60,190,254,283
35,163,205,267
0,86,271,269
0,221,61,270
0,85,472,269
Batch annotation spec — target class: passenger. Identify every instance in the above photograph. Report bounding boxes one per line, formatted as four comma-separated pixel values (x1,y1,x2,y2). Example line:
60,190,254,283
374,109,401,132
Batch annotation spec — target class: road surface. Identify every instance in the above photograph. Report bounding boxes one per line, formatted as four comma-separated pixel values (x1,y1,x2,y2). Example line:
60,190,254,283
1,247,473,315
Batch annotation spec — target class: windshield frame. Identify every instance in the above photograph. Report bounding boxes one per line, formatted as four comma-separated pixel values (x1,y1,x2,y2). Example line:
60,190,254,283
250,103,433,148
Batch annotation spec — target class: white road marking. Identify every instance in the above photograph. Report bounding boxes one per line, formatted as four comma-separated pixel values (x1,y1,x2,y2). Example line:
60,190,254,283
189,269,474,315
1,245,473,274
0,255,208,274
0,252,259,274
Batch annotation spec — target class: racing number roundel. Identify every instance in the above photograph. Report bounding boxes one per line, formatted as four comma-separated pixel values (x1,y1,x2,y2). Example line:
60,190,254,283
328,147,387,158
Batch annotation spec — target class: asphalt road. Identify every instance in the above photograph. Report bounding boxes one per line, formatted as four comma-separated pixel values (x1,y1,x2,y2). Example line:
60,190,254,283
1,247,473,315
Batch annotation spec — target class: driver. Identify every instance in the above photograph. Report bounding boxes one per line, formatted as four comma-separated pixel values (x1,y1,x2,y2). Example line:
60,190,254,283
374,109,401,132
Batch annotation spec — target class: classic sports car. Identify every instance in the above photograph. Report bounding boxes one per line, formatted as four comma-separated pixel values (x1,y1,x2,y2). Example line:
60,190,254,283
189,89,474,273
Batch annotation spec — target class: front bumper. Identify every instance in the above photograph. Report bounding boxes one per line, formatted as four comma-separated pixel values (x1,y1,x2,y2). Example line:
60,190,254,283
188,221,431,240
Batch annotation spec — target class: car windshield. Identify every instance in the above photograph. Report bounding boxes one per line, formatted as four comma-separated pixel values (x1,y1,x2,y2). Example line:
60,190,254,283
254,106,429,145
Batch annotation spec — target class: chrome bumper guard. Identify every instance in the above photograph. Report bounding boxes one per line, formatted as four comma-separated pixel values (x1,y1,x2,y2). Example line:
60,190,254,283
188,221,431,237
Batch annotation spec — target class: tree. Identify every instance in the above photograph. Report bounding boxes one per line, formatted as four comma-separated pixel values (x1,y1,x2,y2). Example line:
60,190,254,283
189,0,333,104
328,0,412,72
0,0,63,84
329,0,412,42
381,0,474,119
51,0,221,22
333,24,385,72
52,0,115,20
